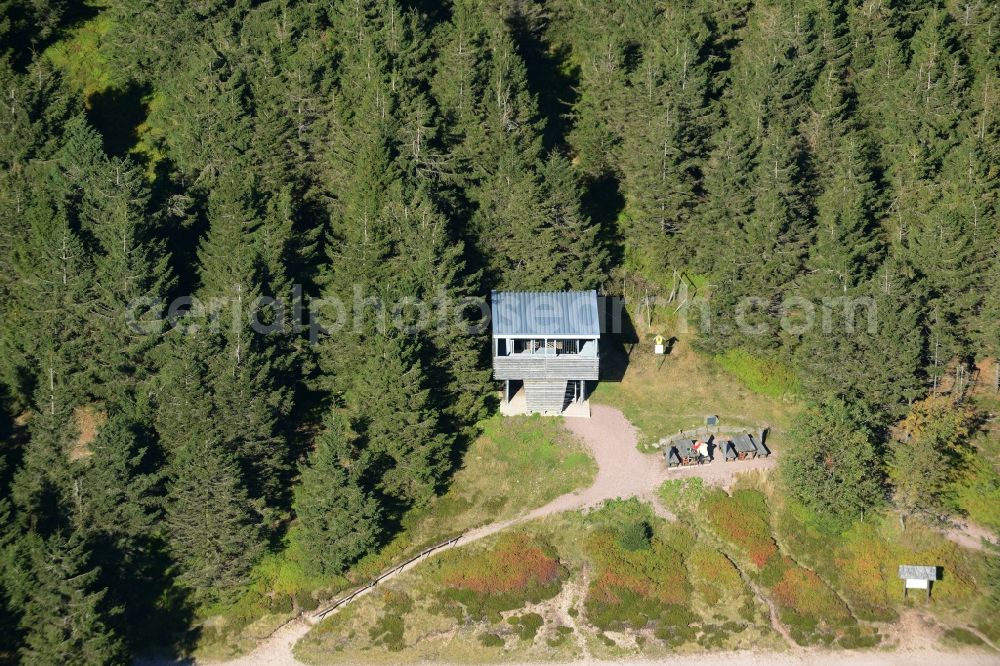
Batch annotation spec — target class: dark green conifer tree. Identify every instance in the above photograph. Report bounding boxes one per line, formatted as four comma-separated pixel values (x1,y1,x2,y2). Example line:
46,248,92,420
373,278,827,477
165,435,264,600
72,415,161,557
195,170,293,508
618,5,712,273
292,415,381,575
77,153,173,407
782,400,884,525
347,332,450,506
10,531,126,665
539,153,607,289
461,23,550,289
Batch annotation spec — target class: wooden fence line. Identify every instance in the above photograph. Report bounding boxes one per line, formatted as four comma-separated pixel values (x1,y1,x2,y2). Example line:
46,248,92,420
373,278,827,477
313,535,462,620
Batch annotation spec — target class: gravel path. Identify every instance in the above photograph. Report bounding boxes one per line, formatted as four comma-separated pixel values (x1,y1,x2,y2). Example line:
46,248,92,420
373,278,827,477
185,405,992,666
499,652,1000,666
199,405,776,666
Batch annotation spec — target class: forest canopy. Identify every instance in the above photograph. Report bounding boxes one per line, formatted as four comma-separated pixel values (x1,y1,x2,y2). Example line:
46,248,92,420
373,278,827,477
0,0,996,662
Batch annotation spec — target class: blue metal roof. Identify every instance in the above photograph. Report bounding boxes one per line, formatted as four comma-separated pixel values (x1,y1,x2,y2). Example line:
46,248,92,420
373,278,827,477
491,290,601,338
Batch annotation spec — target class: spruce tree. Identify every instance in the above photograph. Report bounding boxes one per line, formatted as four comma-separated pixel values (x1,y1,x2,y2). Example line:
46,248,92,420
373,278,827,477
165,436,264,600
348,332,450,507
11,380,80,536
9,196,92,406
195,170,293,508
782,400,884,526
293,415,381,575
386,188,493,437
442,14,559,290
72,414,161,557
979,258,1000,392
316,0,486,521
431,0,489,150
77,152,173,407
11,531,126,666
707,117,811,352
540,152,607,289
618,5,712,272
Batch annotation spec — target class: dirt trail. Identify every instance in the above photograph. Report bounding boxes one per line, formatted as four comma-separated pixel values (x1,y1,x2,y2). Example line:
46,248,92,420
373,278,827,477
196,406,990,666
504,652,1000,665
200,405,775,665
940,519,996,552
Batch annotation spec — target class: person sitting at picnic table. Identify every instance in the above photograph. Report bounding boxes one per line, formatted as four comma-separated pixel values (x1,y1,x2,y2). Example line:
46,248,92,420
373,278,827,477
693,440,708,464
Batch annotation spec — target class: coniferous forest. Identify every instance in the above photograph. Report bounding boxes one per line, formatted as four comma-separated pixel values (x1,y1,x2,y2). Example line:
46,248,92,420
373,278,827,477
0,0,997,663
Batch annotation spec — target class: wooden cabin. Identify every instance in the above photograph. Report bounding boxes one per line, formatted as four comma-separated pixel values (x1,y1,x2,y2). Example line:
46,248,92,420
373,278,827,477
492,290,600,416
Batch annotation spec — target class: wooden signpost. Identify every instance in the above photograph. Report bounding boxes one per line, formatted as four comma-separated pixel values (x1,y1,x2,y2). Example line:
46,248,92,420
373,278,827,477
898,565,938,599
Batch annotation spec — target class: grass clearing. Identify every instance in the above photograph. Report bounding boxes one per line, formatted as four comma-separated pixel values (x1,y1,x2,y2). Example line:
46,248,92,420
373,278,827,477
713,348,801,400
940,627,986,647
193,414,595,658
592,313,800,451
340,414,596,584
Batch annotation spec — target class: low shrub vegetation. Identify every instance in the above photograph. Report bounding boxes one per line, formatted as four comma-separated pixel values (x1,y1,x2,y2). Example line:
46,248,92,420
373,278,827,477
546,624,574,647
432,533,566,621
687,545,745,607
367,590,412,651
582,501,696,642
713,348,801,400
704,489,776,569
700,489,860,646
507,612,544,641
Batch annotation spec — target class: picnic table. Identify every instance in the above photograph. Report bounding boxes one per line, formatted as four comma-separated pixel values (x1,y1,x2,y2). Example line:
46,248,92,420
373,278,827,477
663,431,769,468
732,433,764,459
717,439,738,461
667,439,710,467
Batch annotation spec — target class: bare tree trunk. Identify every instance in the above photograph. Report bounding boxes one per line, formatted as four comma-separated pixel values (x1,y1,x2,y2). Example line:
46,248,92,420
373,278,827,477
644,287,651,329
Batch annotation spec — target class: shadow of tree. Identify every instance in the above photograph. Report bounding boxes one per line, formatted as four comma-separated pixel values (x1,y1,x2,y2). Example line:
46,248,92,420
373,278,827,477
86,83,151,157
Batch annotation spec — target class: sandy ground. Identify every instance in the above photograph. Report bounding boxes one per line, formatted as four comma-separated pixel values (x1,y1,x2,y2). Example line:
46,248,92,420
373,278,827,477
940,519,996,552
184,405,993,666
499,652,1000,666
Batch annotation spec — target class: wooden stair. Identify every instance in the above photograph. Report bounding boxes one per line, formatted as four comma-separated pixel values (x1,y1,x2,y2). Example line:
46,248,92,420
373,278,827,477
524,379,569,413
